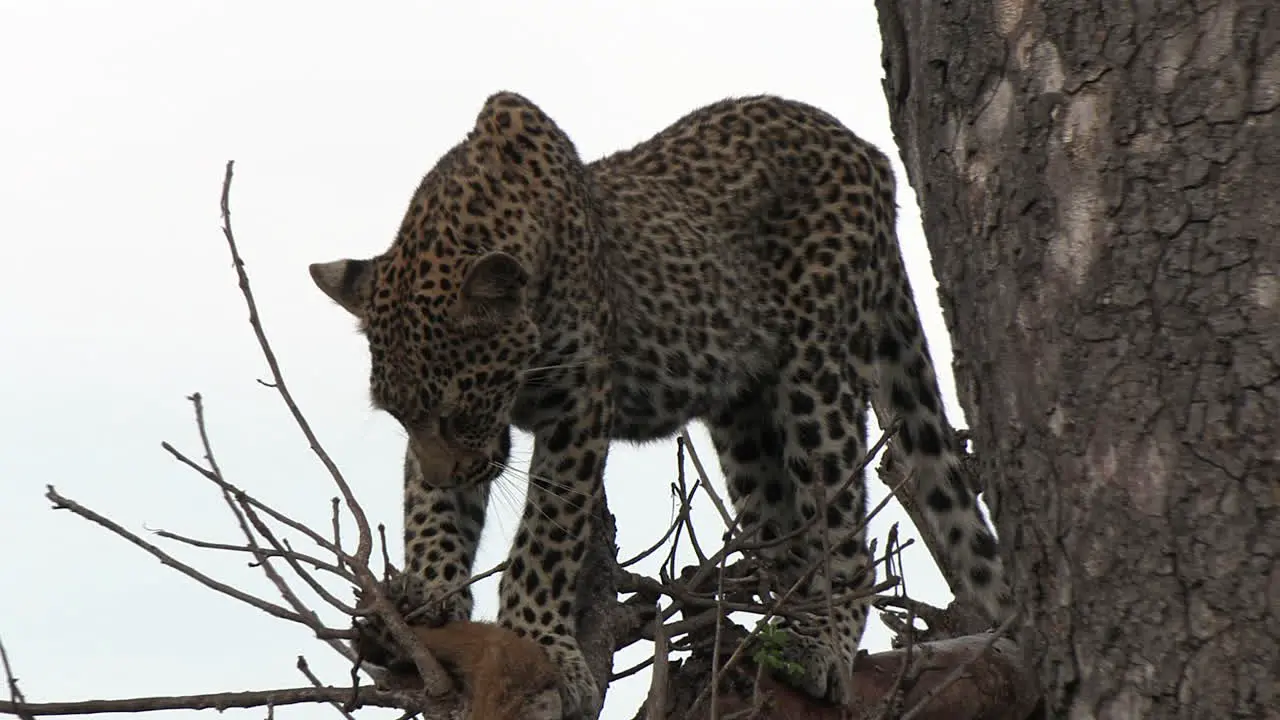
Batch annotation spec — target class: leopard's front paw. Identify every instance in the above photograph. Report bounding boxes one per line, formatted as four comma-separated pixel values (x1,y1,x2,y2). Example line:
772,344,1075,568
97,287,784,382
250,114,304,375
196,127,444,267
521,689,564,720
530,633,600,719
386,571,473,625
754,627,853,706
352,573,472,669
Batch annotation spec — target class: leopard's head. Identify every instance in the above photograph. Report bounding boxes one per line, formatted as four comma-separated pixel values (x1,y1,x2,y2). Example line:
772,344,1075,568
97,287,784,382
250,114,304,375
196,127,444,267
310,93,574,488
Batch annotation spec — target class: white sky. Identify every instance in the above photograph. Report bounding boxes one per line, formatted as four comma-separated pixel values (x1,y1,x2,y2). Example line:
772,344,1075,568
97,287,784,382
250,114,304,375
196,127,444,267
0,3,968,718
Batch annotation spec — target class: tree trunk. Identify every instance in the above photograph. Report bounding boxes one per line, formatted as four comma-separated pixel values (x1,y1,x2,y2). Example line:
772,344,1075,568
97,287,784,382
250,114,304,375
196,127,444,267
876,1,1279,718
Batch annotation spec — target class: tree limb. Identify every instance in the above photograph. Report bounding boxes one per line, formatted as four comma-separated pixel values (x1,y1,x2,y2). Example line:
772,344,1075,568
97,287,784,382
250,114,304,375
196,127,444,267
0,686,444,717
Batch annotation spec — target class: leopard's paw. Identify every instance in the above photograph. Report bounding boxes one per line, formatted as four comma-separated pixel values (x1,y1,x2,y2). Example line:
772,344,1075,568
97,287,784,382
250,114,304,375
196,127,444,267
520,689,564,720
352,572,472,669
531,633,601,719
755,627,853,706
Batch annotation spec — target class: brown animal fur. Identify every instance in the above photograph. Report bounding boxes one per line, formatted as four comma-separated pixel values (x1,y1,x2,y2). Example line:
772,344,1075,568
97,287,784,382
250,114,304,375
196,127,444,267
366,620,560,720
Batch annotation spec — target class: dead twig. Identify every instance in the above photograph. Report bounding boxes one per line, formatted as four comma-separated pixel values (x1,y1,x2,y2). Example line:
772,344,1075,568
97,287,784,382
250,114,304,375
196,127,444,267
645,600,670,720
678,428,734,531
331,498,345,572
297,656,358,720
218,161,448,695
710,544,729,720
873,525,916,720
149,529,350,580
160,441,340,555
619,502,683,568
184,392,358,660
45,485,318,627
218,160,372,567
0,638,35,720
239,498,357,614
0,686,433,717
675,440,710,566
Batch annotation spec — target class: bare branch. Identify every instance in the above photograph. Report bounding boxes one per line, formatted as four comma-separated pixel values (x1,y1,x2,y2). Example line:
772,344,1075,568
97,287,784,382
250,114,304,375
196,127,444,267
675,440,710,566
152,529,350,580
0,686,438,717
183,392,358,661
645,601,669,720
45,485,313,626
240,498,356,614
0,638,35,720
677,427,734,530
618,507,681,568
217,160,373,568
710,547,728,720
159,442,340,556
217,163,449,695
296,657,358,720
331,498,345,573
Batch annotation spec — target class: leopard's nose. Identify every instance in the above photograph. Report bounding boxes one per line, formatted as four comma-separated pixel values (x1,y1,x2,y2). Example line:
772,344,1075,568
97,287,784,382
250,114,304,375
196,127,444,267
407,424,487,488
407,428,460,489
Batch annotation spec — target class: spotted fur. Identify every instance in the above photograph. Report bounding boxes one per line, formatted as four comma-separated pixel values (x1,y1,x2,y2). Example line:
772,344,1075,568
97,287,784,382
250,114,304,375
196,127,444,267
312,92,1012,714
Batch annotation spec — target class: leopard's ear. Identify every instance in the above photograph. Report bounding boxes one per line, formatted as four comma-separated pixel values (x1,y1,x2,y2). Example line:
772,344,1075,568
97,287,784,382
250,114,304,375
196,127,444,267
309,258,373,318
470,93,584,207
460,251,528,316
473,91,542,141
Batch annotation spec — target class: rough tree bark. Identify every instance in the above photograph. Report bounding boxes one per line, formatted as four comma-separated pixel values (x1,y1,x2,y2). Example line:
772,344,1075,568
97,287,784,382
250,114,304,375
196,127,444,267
877,1,1279,718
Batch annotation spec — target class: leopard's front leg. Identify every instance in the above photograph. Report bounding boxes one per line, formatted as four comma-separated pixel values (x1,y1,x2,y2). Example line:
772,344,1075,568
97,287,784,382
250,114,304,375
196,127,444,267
499,386,610,719
402,441,495,623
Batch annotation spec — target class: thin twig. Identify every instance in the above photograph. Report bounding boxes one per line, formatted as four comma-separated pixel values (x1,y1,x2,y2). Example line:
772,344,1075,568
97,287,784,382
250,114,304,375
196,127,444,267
0,686,432,716
186,393,358,655
218,161,447,695
622,571,815,622
668,423,903,627
621,444,694,569
874,525,915,720
645,600,669,720
378,525,392,578
818,484,837,675
150,529,351,580
297,657,358,720
331,498,344,573
0,637,35,720
404,560,511,624
710,546,729,720
460,561,510,590
160,442,340,555
618,507,683,568
675,444,710,566
685,479,910,720
678,427,734,530
610,657,654,682
218,161,372,566
729,420,902,555
874,607,916,720
242,500,357,614
45,485,309,626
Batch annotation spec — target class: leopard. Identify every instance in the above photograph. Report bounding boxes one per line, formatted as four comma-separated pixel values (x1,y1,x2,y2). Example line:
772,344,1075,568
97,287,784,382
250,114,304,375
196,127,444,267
310,91,1012,717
